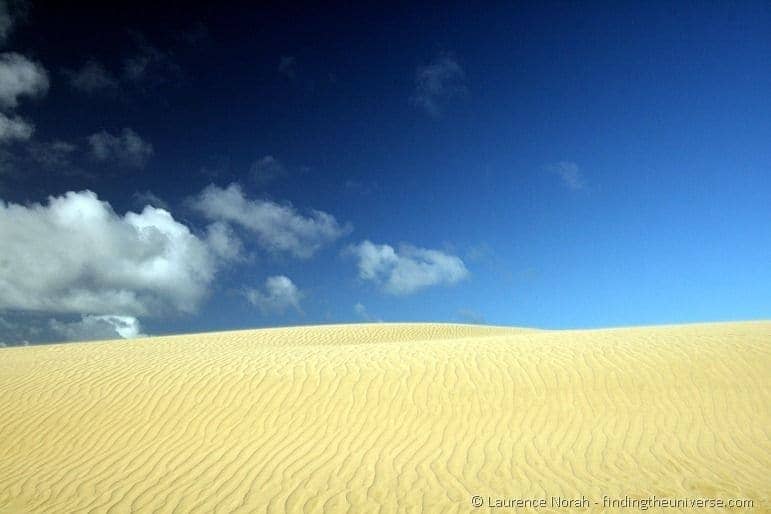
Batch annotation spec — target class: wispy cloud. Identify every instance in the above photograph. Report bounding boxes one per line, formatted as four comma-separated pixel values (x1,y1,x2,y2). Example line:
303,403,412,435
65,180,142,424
250,155,288,186
190,183,351,259
0,52,48,109
88,128,153,168
0,111,32,141
0,0,27,47
411,53,467,116
245,275,303,315
64,60,118,93
547,161,586,190
346,240,469,295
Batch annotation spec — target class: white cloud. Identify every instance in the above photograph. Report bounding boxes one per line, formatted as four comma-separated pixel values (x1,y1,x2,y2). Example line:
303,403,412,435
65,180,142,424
88,128,153,168
205,221,243,262
411,53,466,116
250,155,287,185
49,314,146,342
346,240,469,295
548,161,586,190
190,183,351,258
0,190,217,316
65,60,118,93
245,275,303,315
0,111,32,141
0,52,49,109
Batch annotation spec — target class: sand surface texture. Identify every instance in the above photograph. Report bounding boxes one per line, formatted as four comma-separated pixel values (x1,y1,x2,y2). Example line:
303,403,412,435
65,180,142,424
0,322,769,513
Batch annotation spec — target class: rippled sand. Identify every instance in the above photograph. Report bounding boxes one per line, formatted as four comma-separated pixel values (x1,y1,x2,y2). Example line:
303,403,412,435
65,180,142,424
0,322,769,513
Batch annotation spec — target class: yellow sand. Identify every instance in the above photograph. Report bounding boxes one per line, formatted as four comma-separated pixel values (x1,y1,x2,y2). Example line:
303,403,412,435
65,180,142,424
0,322,769,513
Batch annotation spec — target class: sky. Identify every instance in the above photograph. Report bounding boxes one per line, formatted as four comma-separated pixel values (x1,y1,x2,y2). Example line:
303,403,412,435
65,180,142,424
0,1,769,345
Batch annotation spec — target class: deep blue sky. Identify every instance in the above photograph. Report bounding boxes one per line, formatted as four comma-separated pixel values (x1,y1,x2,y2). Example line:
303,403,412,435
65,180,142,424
0,1,769,343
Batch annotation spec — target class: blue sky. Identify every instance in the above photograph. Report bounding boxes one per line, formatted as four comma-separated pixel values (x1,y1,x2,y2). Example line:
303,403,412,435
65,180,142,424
0,2,769,344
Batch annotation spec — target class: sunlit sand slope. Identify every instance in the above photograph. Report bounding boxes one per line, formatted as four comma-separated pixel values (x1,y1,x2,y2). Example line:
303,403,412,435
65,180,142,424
0,322,769,513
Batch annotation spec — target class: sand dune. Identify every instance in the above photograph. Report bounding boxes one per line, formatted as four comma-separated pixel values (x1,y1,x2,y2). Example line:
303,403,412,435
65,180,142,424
0,322,768,513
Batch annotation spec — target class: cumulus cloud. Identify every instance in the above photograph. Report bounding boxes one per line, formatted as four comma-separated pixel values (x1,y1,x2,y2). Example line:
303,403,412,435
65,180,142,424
205,221,243,262
245,275,303,315
190,183,351,258
411,53,466,116
547,161,586,190
88,128,153,168
0,190,217,316
0,111,31,141
346,240,469,295
0,52,49,109
250,155,287,185
49,314,146,342
64,60,118,93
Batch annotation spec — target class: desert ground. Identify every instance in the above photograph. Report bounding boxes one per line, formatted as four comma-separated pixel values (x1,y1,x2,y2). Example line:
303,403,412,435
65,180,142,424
0,322,768,513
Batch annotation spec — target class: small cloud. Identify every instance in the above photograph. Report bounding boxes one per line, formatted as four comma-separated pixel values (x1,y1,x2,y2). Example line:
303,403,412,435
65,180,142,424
0,0,27,47
245,275,303,315
64,60,118,93
27,140,78,170
88,128,153,168
354,302,381,322
122,33,180,86
132,190,169,211
411,53,467,116
0,111,32,142
205,221,243,262
250,155,288,186
278,56,297,79
189,183,351,259
49,314,146,342
456,308,485,324
0,52,49,109
346,240,469,295
547,161,586,190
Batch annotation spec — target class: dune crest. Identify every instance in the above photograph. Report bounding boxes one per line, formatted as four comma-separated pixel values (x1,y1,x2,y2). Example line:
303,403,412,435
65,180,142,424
1,322,769,513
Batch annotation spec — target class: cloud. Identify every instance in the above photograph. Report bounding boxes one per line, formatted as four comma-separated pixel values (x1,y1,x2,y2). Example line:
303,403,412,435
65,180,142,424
547,161,586,190
122,34,179,85
346,240,469,295
457,308,485,324
88,128,153,168
0,111,31,141
0,0,26,47
245,275,303,315
132,190,169,211
0,190,218,317
27,140,79,172
411,53,466,116
0,52,48,109
205,221,243,262
278,56,297,79
190,183,351,259
64,60,118,93
354,302,381,322
49,314,145,342
250,155,287,185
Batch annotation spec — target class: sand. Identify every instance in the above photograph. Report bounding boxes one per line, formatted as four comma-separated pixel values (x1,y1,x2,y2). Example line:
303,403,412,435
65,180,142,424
0,321,768,513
